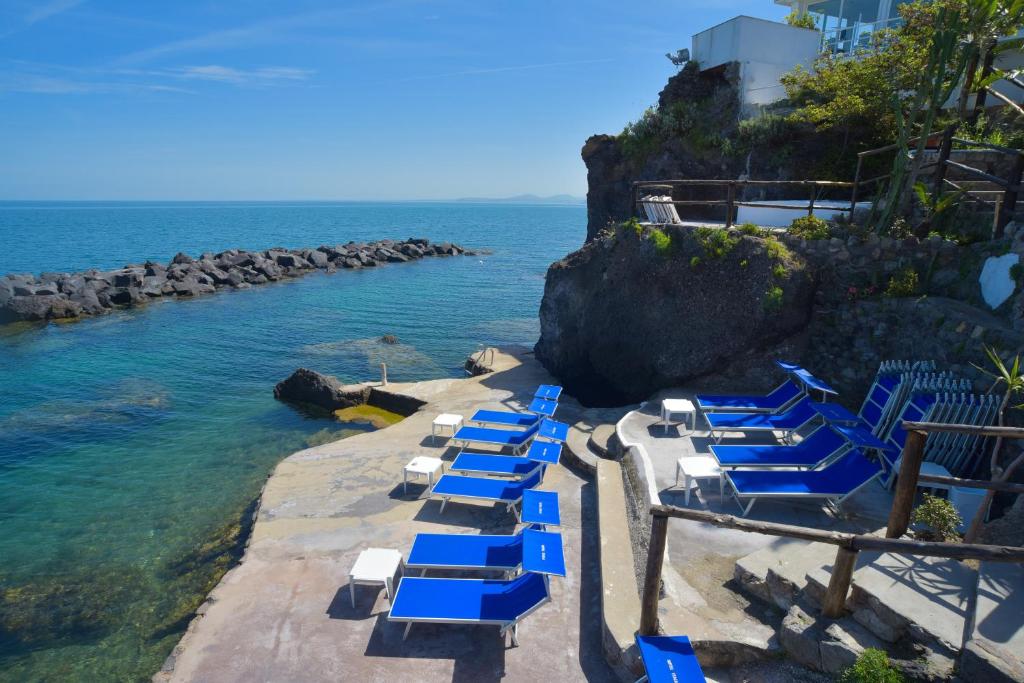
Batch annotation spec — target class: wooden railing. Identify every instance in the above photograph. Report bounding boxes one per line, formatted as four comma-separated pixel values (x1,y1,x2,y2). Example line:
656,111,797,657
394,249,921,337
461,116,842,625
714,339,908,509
638,420,1024,635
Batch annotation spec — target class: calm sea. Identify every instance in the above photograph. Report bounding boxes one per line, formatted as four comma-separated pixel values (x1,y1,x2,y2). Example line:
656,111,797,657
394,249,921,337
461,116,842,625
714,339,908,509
0,201,584,682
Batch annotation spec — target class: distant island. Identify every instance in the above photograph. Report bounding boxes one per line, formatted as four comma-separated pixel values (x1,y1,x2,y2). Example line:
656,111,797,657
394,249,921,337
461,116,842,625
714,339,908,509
452,194,585,205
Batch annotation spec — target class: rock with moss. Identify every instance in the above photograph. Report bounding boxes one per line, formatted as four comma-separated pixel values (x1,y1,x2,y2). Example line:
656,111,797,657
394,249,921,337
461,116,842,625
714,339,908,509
535,227,814,404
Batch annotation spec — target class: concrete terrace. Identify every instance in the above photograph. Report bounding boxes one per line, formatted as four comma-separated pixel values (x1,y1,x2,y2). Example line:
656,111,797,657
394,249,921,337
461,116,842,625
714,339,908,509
157,348,625,683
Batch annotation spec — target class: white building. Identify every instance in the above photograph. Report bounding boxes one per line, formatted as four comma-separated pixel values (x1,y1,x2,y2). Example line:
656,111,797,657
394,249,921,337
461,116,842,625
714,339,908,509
690,0,1023,112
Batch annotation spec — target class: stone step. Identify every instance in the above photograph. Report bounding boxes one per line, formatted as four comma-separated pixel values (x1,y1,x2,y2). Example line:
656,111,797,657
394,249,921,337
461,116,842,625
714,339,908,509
734,538,835,610
587,423,618,459
807,552,976,657
960,561,1024,683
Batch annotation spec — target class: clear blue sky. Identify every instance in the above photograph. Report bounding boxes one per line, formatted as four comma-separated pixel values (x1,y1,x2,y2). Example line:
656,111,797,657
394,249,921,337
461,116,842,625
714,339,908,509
0,1,787,200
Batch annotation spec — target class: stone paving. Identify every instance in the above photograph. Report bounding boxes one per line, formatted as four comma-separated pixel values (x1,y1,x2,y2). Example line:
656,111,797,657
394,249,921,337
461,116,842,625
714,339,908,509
157,348,619,683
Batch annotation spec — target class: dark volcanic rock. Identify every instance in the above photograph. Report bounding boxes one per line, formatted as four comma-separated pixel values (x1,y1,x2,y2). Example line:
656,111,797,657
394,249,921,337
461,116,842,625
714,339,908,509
534,227,815,405
171,252,194,265
273,368,370,411
0,295,82,322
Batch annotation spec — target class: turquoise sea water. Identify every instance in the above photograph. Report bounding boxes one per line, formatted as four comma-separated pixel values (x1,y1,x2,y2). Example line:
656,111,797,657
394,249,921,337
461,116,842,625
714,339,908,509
0,201,584,682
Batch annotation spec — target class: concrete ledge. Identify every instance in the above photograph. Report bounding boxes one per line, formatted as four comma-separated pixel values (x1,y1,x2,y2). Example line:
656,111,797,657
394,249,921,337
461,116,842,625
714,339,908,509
596,459,642,680
564,424,599,476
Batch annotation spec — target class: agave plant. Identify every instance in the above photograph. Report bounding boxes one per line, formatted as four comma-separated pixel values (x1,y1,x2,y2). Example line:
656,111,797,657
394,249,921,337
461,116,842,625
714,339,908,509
965,345,1024,542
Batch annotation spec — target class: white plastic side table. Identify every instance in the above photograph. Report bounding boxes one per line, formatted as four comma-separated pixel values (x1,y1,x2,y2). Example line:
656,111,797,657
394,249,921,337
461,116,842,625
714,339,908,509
349,548,404,608
431,413,464,445
675,456,724,505
404,456,445,495
661,398,696,433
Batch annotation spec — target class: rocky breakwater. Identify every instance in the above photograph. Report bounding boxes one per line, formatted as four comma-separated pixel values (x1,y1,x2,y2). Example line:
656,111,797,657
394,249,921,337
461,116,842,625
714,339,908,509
535,224,815,405
0,238,473,324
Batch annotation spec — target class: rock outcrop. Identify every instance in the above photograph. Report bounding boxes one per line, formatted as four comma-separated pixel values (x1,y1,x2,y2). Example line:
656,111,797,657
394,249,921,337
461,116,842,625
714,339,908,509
273,368,370,411
535,225,815,405
0,238,473,324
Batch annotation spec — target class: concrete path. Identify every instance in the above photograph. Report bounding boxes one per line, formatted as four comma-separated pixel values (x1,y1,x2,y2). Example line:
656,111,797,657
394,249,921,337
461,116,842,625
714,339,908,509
157,349,619,683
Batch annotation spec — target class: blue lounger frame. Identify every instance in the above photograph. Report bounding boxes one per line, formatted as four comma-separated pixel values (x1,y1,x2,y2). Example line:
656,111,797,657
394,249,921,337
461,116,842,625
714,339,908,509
695,379,804,414
722,449,883,516
430,467,544,519
705,398,819,444
634,634,707,683
709,425,849,470
470,397,558,427
389,528,565,646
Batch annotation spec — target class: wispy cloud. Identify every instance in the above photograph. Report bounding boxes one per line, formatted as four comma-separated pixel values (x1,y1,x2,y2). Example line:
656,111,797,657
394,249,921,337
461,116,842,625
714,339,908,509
24,0,83,26
0,59,310,95
394,58,615,83
171,65,314,85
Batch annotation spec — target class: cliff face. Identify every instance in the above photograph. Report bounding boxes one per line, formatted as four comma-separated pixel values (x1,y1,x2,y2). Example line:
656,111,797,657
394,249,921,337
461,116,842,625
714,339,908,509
535,226,815,405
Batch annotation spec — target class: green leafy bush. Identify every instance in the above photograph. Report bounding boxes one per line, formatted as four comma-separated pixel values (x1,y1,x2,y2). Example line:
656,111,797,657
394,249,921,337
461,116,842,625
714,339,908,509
912,494,962,541
621,217,643,238
763,285,784,311
789,215,831,240
765,239,791,261
689,256,701,268
695,227,739,259
840,649,904,683
737,222,770,238
772,263,788,279
650,228,673,256
885,268,919,297
785,10,817,29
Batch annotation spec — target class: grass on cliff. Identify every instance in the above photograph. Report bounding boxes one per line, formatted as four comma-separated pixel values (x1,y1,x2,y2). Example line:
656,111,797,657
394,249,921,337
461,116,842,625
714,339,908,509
695,227,739,259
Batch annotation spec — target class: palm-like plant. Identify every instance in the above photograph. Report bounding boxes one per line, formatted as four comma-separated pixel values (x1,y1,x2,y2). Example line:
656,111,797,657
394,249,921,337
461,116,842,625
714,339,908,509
965,345,1024,542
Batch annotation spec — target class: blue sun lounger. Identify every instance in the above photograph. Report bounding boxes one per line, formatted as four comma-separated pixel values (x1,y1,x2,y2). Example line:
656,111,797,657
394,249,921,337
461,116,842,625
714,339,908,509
453,420,541,453
705,398,818,444
634,634,707,683
723,449,883,516
695,379,803,414
430,466,544,518
710,425,848,469
451,441,563,478
470,397,559,427
535,384,563,401
406,526,537,575
389,528,566,646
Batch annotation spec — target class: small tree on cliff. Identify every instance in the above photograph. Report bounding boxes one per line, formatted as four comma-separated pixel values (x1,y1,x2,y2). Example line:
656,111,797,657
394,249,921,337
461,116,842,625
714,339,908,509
965,345,1024,542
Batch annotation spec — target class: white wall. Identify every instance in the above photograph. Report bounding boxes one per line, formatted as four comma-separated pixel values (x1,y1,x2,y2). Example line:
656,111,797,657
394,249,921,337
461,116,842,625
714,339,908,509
692,16,821,107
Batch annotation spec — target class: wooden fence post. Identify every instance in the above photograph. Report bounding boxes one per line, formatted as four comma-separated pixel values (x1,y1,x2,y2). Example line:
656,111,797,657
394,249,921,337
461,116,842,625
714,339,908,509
850,156,864,215
822,546,859,618
725,182,736,228
808,182,816,217
639,514,669,635
886,429,927,538
998,153,1024,237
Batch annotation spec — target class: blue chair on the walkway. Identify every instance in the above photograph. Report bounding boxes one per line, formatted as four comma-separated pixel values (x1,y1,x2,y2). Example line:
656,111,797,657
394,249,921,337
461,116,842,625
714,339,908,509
723,449,883,516
535,384,563,401
406,526,538,576
634,634,706,683
696,378,803,414
709,425,848,469
452,420,542,453
451,441,563,478
389,528,566,646
704,398,818,444
430,466,544,518
470,397,558,427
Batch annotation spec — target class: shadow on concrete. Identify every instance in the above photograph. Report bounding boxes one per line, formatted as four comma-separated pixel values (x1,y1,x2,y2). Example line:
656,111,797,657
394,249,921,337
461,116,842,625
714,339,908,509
364,612,508,682
326,585,387,621
578,480,622,682
386,482,429,501
412,498,518,532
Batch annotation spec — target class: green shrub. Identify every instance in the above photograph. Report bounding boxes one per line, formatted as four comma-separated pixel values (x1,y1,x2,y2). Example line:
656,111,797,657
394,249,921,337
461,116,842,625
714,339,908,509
695,227,739,259
650,228,673,256
765,239,791,262
737,222,769,238
912,494,962,542
840,649,905,683
885,268,919,297
690,256,701,268
788,215,831,240
739,259,749,268
763,285,784,311
784,10,817,29
886,216,913,239
772,263,788,279
621,217,643,238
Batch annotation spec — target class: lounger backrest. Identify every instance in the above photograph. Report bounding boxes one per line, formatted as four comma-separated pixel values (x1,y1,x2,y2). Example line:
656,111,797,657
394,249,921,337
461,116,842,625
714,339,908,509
768,380,803,405
512,468,544,494
496,572,550,618
512,420,542,445
858,374,900,434
823,449,882,488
